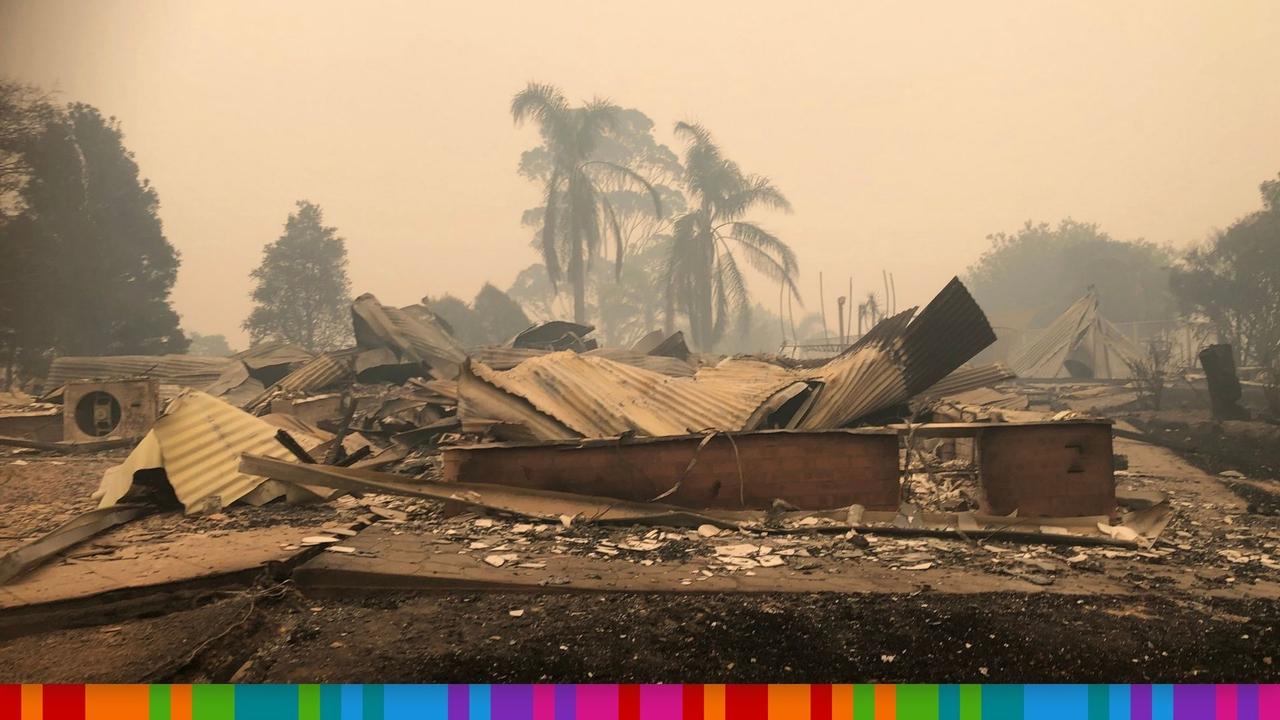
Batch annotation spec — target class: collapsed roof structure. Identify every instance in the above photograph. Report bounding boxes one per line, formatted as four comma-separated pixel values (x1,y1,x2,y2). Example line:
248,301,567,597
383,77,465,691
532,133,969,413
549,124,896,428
1008,291,1144,380
0,274,1184,596
460,278,997,440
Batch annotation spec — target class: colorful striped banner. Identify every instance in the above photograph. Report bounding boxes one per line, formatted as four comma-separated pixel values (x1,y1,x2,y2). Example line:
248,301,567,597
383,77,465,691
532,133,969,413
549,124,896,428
0,684,1275,719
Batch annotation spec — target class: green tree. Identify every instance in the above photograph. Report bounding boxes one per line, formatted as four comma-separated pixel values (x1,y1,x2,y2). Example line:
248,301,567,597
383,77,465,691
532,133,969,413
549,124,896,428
1,94,186,384
244,201,352,351
1172,174,1280,411
966,219,1174,327
510,83,663,324
663,122,798,351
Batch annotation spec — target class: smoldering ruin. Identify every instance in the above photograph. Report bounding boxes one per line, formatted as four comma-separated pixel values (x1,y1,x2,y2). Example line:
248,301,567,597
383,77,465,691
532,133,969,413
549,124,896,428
2,2,1280,687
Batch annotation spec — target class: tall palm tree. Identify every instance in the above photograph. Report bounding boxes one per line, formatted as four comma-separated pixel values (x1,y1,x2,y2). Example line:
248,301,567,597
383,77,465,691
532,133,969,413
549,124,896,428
862,292,880,327
511,83,662,324
663,122,798,350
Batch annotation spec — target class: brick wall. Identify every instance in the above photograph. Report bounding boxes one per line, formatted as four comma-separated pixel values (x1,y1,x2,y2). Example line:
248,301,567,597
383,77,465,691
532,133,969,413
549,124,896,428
978,422,1115,517
441,430,901,511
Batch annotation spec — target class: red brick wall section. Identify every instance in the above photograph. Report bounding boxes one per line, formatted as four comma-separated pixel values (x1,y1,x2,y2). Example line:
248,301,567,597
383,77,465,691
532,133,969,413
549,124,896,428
977,423,1115,517
441,430,901,511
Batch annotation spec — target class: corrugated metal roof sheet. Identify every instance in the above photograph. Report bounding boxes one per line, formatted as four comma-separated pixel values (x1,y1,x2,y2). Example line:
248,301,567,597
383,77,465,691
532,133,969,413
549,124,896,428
232,342,315,370
586,348,695,377
275,353,353,394
97,389,325,513
459,278,997,438
245,353,355,412
351,294,466,378
512,321,596,350
1009,292,1143,379
466,346,548,370
794,277,996,428
462,352,804,440
47,355,234,388
912,363,1017,404
466,345,695,377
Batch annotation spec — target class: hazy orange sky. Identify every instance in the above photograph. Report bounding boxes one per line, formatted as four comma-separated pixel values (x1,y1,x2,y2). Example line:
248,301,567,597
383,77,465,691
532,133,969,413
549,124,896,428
3,1,1279,346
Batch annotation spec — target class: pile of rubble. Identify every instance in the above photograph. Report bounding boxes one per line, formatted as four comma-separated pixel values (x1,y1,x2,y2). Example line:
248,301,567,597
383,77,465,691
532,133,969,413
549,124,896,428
0,277,1177,585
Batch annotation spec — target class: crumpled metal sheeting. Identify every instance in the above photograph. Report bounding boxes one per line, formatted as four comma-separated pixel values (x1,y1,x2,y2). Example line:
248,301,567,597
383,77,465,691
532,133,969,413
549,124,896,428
458,360,575,440
896,277,998,394
793,278,995,429
464,353,800,440
46,355,234,389
96,390,326,514
511,321,596,351
459,279,995,438
239,353,354,413
792,343,909,429
1009,291,1143,380
465,346,547,371
913,363,1016,403
467,345,695,377
586,348,695,377
274,353,353,395
351,294,466,378
232,341,315,370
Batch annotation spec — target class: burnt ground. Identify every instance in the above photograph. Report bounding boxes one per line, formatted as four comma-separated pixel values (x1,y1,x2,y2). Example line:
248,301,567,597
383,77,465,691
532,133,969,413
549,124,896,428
2,417,1280,684
0,583,1275,684
1122,409,1280,515
1126,412,1280,481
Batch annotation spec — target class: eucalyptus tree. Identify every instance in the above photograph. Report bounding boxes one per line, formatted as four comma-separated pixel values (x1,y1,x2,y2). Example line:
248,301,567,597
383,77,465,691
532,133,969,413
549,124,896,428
663,122,798,350
510,83,662,324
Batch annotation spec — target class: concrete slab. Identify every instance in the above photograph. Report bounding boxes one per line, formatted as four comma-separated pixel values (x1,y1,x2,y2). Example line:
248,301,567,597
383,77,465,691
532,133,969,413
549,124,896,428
294,524,1132,597
0,525,324,611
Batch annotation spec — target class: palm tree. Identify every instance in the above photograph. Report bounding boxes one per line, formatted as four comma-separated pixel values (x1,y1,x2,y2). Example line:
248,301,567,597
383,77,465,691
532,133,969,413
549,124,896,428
510,83,662,324
862,292,880,326
663,122,799,350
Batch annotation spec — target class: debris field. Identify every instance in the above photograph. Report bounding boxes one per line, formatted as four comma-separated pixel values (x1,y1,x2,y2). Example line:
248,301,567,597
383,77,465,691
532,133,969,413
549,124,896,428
1,279,1278,682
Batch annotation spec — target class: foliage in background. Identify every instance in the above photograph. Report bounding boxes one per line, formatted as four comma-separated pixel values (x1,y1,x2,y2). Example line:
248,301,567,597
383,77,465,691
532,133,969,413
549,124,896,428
511,83,664,324
1,84,187,385
1171,174,1280,411
0,81,56,221
424,294,485,346
508,241,671,348
426,285,532,346
243,201,352,352
186,332,235,357
1125,337,1174,410
663,122,798,351
473,283,532,343
966,219,1175,327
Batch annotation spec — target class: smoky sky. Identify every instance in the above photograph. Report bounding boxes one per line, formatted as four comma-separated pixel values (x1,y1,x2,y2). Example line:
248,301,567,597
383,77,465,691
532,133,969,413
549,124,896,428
3,0,1278,346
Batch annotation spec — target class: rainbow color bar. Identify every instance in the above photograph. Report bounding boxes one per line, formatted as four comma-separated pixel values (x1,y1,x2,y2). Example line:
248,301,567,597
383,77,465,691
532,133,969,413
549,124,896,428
0,684,1276,719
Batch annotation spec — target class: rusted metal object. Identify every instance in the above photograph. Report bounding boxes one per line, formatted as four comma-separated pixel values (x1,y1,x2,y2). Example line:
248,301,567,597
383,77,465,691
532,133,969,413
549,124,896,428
440,429,902,511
